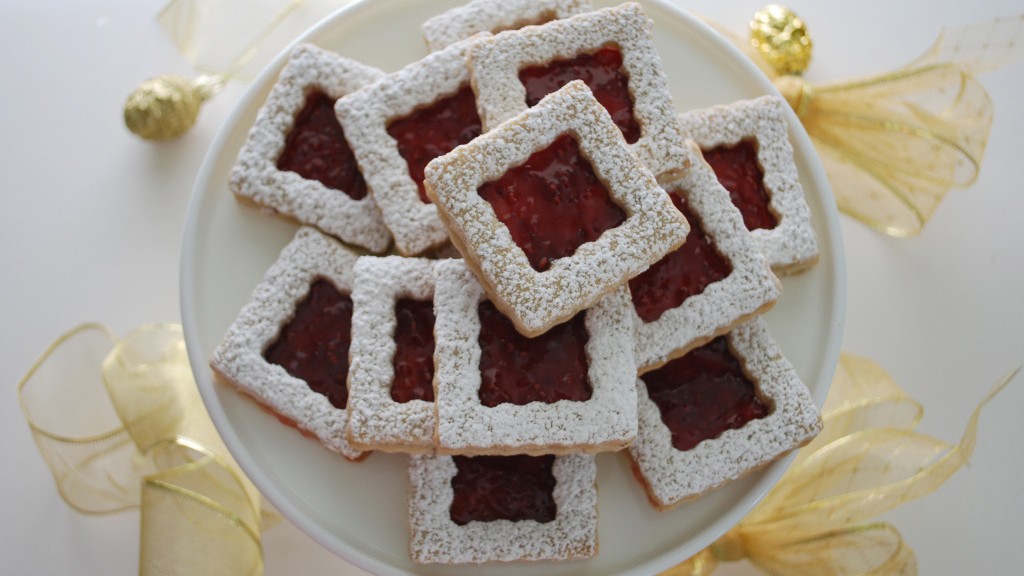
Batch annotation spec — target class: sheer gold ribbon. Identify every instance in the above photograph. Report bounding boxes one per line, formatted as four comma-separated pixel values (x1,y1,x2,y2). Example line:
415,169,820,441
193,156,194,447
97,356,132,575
662,354,1019,576
733,13,1024,236
157,0,349,81
17,323,272,576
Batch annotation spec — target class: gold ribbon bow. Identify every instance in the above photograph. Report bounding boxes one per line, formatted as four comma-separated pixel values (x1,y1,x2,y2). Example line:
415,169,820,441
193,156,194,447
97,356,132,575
736,6,1023,237
662,354,1018,576
17,323,273,576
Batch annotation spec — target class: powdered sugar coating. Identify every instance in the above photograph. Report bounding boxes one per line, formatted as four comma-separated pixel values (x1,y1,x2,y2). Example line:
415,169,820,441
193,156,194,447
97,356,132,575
468,2,688,179
228,44,390,253
209,227,364,461
421,0,593,52
632,141,781,373
408,453,597,563
425,80,688,337
628,318,822,509
679,95,819,274
432,258,637,455
347,256,437,453
335,36,486,256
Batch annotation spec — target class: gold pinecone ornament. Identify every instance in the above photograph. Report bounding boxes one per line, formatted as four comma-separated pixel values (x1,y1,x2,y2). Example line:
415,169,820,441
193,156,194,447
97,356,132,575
749,4,813,77
123,74,222,140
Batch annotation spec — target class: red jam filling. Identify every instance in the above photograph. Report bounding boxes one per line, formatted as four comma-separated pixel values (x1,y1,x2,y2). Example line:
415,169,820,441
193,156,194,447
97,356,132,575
390,298,436,403
629,192,733,323
519,46,641,143
701,140,777,230
263,278,354,410
477,301,591,407
641,336,770,451
386,84,483,203
477,134,626,272
276,90,367,200
450,454,557,525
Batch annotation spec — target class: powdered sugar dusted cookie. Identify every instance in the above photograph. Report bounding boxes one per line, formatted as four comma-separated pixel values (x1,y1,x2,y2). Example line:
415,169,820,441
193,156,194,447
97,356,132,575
347,256,437,453
210,227,365,461
335,36,487,256
421,0,593,52
228,44,390,253
409,452,597,563
628,318,821,510
679,95,819,274
629,141,781,373
432,259,637,456
425,80,688,337
468,2,688,178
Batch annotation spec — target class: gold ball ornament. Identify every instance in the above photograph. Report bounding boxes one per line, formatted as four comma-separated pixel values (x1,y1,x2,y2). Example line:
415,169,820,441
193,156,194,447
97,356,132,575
123,74,222,140
749,4,813,77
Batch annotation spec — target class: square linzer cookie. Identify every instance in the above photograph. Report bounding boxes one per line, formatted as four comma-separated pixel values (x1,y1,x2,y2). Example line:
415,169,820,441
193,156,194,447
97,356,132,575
421,0,593,52
228,44,390,253
408,452,598,564
431,259,637,456
210,227,365,461
347,256,437,453
467,2,688,179
425,80,688,337
628,318,822,510
335,36,487,256
678,95,820,274
629,141,781,373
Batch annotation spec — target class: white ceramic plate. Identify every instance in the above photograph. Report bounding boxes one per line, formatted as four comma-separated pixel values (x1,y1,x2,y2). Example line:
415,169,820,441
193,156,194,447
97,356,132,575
181,1,845,574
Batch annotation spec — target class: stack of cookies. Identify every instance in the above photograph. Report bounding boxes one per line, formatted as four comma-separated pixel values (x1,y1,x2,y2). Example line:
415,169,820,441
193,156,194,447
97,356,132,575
211,0,823,565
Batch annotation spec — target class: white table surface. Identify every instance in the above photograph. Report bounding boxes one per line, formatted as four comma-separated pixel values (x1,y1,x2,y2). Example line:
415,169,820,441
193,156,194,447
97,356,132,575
2,0,1021,574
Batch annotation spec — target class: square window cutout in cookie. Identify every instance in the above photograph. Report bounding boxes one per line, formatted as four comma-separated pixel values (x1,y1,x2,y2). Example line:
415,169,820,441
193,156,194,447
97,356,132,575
468,2,688,179
209,227,365,461
425,80,688,337
431,259,637,455
678,95,820,274
408,452,597,563
347,256,437,453
628,318,822,510
421,0,593,52
628,141,781,373
335,36,487,256
228,44,390,253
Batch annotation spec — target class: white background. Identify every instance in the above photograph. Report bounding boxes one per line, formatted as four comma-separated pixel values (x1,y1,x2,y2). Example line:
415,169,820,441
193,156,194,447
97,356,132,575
1,0,1021,574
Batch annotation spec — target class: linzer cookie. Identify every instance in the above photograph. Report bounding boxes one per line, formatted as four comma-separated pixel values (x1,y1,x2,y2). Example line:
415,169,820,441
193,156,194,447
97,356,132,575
408,453,598,563
628,318,821,510
335,36,487,256
425,80,688,337
421,0,593,52
629,141,781,373
431,259,637,456
209,227,365,461
678,95,819,274
228,44,390,253
467,2,688,178
347,256,437,453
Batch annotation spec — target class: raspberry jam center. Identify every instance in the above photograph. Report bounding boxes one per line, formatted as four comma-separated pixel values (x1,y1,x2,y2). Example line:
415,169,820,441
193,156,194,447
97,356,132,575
263,278,353,409
386,84,483,203
641,336,770,451
519,46,640,143
629,192,733,323
276,90,367,200
477,134,626,272
450,454,557,525
701,140,777,230
391,298,436,403
477,301,592,407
